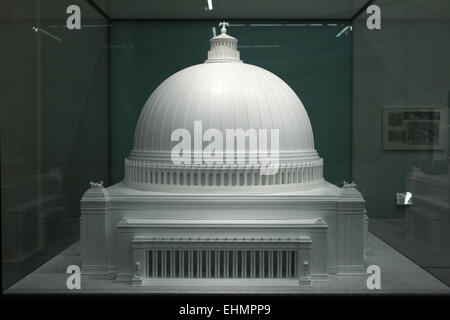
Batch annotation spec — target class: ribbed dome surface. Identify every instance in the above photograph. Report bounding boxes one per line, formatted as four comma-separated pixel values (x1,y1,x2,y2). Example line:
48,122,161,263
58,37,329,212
124,24,324,192
132,62,315,155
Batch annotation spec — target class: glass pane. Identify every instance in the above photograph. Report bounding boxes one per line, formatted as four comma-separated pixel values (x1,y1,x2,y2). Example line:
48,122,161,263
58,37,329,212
1,0,109,290
353,0,450,287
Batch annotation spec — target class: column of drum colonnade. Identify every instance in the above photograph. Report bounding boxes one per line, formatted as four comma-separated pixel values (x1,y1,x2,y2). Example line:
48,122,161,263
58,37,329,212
124,158,323,188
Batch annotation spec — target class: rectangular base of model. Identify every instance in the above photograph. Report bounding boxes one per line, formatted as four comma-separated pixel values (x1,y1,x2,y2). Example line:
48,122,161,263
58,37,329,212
80,181,368,286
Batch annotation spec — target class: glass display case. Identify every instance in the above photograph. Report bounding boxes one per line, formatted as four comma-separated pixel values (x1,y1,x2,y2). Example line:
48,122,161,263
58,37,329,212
1,0,449,297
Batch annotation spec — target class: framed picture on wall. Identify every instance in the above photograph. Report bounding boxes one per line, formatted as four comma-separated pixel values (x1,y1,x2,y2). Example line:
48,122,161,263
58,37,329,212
383,108,446,150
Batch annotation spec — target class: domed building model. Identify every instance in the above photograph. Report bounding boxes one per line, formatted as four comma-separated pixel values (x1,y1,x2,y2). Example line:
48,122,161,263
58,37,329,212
80,23,368,287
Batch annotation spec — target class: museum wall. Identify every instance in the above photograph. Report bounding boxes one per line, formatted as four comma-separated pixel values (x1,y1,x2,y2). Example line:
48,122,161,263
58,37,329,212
0,0,109,289
110,20,353,186
352,6,450,220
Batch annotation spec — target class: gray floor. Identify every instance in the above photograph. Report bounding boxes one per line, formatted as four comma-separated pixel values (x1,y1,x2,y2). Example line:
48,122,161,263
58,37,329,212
371,219,450,286
5,232,450,294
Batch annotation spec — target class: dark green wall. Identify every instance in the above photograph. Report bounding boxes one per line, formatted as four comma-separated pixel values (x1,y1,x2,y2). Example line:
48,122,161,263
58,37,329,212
110,21,352,185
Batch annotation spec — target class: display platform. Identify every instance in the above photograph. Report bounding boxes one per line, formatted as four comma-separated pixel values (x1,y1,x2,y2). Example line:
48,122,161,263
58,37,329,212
371,219,450,286
6,233,449,294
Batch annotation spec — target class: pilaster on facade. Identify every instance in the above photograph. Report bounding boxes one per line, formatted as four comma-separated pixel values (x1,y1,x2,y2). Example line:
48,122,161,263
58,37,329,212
80,184,109,276
337,182,366,275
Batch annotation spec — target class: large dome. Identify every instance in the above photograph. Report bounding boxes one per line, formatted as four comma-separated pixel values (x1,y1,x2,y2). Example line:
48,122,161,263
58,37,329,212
124,24,324,192
132,62,315,154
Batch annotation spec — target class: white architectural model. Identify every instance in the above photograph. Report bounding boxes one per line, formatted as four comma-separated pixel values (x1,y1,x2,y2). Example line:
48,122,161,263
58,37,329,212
80,23,368,287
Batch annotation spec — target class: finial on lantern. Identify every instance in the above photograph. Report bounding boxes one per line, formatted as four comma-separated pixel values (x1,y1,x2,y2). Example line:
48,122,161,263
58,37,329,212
219,21,229,34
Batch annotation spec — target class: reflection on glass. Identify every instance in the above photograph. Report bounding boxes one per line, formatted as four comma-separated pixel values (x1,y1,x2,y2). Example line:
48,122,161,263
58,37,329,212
1,0,109,290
